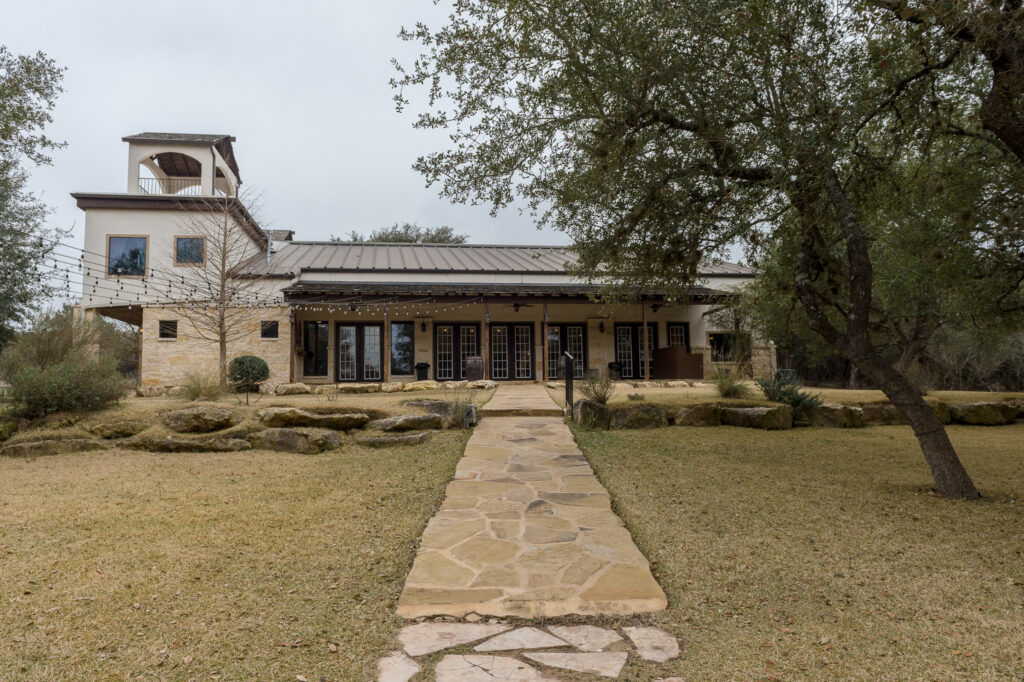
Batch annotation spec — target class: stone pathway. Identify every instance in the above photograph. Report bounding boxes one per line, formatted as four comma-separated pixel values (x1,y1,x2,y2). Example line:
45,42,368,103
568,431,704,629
381,621,682,681
397,384,666,619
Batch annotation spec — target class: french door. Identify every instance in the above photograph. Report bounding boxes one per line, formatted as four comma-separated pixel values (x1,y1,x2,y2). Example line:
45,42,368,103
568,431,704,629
302,321,329,377
490,323,534,380
547,324,587,379
434,323,479,380
336,323,383,382
614,323,656,379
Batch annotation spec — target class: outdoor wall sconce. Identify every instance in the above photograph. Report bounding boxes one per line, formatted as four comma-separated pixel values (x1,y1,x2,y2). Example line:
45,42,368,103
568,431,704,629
599,322,605,333
651,303,661,313
513,303,521,313
421,321,427,332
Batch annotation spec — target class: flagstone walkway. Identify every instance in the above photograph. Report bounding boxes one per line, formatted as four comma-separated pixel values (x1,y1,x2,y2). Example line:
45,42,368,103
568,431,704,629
397,384,666,620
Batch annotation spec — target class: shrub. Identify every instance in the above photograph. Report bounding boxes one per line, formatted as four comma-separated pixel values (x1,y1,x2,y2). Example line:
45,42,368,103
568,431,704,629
444,386,474,429
712,368,753,399
182,368,223,402
228,355,269,391
578,370,615,405
1,353,125,418
0,309,126,418
755,372,824,419
627,392,645,401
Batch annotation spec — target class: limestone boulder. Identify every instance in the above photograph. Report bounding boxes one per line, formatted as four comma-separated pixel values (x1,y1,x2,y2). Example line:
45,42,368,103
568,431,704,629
256,407,370,431
950,402,1019,425
720,405,793,430
86,421,149,439
163,406,235,433
275,383,311,395
1,438,105,458
858,403,905,425
166,386,187,397
802,403,865,428
573,400,611,430
249,427,344,454
673,403,721,427
135,385,167,398
314,412,371,430
356,432,432,448
336,383,380,394
370,413,446,432
379,382,405,393
468,379,498,390
403,380,442,392
609,403,668,429
127,433,251,453
404,399,450,415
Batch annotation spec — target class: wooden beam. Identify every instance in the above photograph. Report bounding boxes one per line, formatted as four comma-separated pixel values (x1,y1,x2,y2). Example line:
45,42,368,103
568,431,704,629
642,301,650,381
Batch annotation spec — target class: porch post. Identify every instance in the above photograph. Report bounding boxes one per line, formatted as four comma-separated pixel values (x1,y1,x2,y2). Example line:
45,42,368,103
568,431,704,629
288,309,296,383
383,304,390,383
482,299,491,380
542,302,549,383
642,300,650,381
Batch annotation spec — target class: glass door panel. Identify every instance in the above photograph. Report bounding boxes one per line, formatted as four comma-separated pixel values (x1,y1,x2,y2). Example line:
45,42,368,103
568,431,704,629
514,325,532,379
491,326,509,379
615,326,634,378
459,326,478,379
337,325,357,380
436,325,454,380
547,327,561,380
303,321,329,377
363,326,381,380
566,326,585,378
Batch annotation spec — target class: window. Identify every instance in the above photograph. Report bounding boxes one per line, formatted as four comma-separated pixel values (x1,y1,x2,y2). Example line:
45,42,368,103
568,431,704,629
390,322,415,375
107,236,147,276
667,322,690,352
158,320,177,339
174,236,205,265
302,321,329,376
261,320,279,339
708,332,751,363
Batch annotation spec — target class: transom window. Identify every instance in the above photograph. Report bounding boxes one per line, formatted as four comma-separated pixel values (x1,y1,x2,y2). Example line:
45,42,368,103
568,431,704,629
174,236,205,265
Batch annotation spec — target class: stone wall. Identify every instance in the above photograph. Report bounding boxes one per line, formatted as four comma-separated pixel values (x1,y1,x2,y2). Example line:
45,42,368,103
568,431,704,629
140,306,291,387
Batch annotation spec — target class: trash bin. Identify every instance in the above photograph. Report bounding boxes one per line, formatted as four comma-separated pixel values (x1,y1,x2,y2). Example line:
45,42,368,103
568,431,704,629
415,362,430,381
607,361,622,380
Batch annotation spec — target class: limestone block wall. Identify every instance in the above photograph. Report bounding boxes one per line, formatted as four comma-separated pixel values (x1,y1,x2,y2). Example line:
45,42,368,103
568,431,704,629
140,305,291,387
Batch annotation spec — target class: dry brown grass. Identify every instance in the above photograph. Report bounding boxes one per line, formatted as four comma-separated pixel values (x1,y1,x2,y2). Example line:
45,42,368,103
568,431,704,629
572,423,1024,680
0,433,469,680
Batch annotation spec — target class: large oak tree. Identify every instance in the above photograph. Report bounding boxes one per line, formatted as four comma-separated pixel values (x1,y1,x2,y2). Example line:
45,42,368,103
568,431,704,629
395,0,1024,498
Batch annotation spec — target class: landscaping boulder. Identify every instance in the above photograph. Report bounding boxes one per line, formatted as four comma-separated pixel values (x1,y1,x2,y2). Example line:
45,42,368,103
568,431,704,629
468,380,498,390
673,403,721,427
402,380,442,392
720,405,793,430
163,406,235,433
136,385,167,397
369,413,446,432
573,399,611,430
404,399,451,415
2,438,105,458
86,421,149,439
337,383,380,394
356,432,432,448
802,403,865,428
126,433,251,453
249,428,344,454
166,386,187,397
950,402,1019,426
609,403,669,429
255,407,369,431
860,402,951,425
276,383,311,395
380,382,405,393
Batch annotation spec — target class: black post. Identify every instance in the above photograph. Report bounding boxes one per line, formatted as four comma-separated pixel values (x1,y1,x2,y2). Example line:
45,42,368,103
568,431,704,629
564,351,574,419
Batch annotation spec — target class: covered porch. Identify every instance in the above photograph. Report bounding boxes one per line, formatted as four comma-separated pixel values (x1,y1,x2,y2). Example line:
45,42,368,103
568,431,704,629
284,284,724,385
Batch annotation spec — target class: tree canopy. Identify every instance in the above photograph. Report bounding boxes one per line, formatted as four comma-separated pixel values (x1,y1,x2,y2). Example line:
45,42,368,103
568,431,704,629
394,0,1024,498
0,47,65,347
337,222,468,243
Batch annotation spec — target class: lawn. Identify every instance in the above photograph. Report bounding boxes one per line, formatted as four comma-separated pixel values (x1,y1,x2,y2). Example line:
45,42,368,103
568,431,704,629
0,431,470,679
572,423,1024,680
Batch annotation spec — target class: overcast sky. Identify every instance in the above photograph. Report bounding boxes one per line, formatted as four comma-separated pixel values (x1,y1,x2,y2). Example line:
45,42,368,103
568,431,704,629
7,0,564,246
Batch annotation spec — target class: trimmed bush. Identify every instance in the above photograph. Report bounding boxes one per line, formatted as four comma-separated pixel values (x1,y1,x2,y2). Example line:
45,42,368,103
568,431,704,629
2,353,125,418
228,355,270,391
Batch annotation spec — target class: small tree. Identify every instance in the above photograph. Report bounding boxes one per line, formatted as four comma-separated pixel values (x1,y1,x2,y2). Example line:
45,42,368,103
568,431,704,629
157,191,270,388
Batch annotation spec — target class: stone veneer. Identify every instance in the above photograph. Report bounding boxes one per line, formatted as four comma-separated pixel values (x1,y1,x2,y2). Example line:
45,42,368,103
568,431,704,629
139,305,292,387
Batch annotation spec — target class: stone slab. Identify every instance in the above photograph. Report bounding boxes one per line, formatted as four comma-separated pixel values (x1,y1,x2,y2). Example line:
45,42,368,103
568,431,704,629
623,626,681,663
435,655,556,681
546,625,623,652
523,652,629,678
377,650,421,682
397,384,666,619
398,623,511,656
473,627,569,652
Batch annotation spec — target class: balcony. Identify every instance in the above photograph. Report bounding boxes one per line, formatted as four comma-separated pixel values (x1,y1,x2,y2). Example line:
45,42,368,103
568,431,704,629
137,177,226,197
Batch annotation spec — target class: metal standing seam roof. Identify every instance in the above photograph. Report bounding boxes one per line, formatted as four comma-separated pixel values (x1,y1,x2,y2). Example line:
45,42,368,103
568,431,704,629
243,241,757,278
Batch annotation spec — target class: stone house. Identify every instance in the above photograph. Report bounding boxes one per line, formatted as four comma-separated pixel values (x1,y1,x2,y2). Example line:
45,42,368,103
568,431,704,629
73,133,773,390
